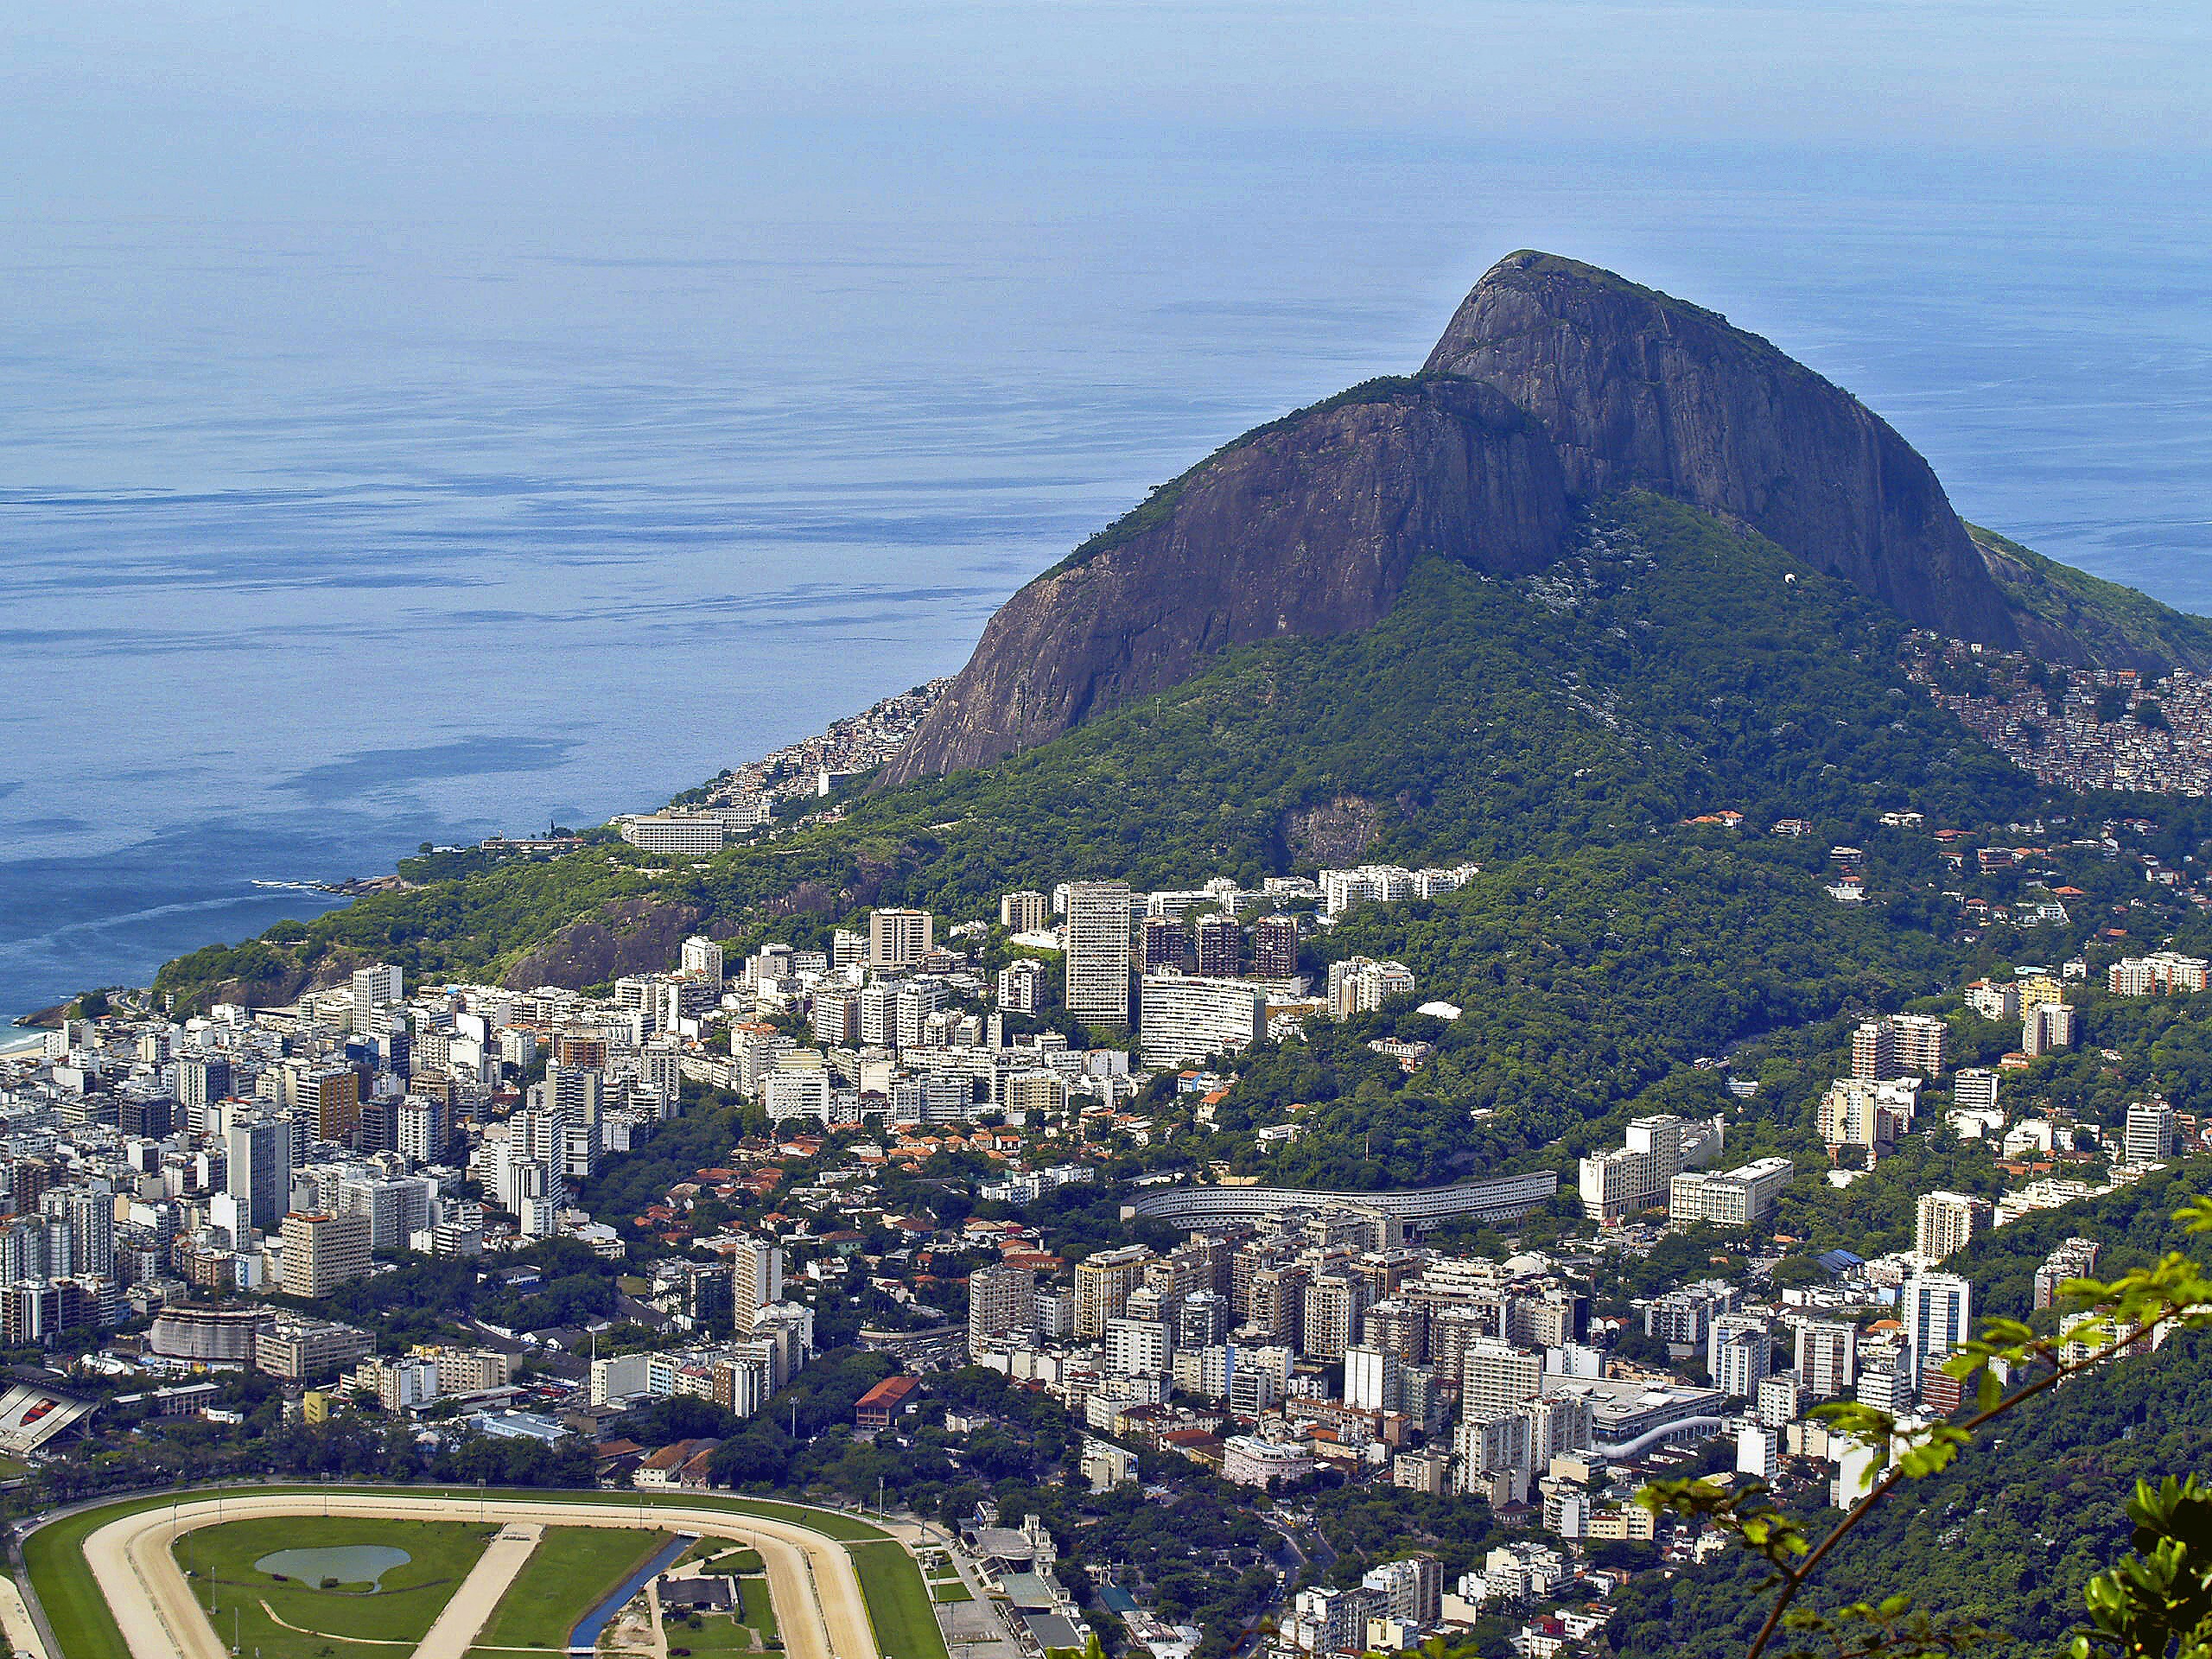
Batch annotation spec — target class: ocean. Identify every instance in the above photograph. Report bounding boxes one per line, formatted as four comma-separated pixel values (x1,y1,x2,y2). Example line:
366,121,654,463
3,118,2208,1027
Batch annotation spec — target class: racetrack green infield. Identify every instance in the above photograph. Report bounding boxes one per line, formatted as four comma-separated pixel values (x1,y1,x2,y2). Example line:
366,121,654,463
176,1516,497,1658
21,1485,918,1659
849,1539,950,1659
474,1525,671,1650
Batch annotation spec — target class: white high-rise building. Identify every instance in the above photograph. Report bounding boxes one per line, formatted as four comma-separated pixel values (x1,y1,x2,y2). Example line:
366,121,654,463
680,935,726,985
1709,1313,1772,1398
1344,1344,1400,1413
1065,881,1134,1030
352,963,404,1033
2126,1100,2178,1164
732,1236,785,1327
1326,957,1416,1019
2024,1002,2078,1056
1903,1274,1973,1388
1952,1069,1999,1114
995,958,1044,1014
1000,891,1051,933
1916,1191,1993,1264
225,1111,294,1236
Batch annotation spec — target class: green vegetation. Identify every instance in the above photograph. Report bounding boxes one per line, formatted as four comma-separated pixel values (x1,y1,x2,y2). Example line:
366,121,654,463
931,1578,974,1602
175,1516,496,1658
155,492,2050,1023
1969,521,2212,668
739,1573,777,1636
849,1539,949,1659
476,1526,671,1649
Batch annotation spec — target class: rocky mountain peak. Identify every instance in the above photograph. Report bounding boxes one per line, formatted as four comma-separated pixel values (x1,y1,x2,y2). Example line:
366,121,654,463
1422,250,2022,646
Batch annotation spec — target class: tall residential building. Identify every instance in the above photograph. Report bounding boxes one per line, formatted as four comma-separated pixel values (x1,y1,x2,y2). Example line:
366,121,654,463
1344,1344,1400,1412
2126,1100,2178,1164
2035,1239,2101,1310
351,963,404,1033
1065,881,1135,1031
1903,1274,1973,1387
302,1065,361,1147
1137,976,1268,1069
1250,915,1300,981
1140,917,1189,972
1851,1014,1948,1080
995,958,1044,1015
1710,1315,1773,1399
732,1236,785,1326
1818,1077,1921,1162
2024,1002,2078,1057
1327,957,1416,1019
396,1096,452,1166
680,935,726,985
1000,890,1051,933
1916,1191,1993,1264
225,1112,294,1236
1074,1243,1154,1338
281,1211,372,1299
175,1053,233,1130
1300,1274,1363,1360
1579,1114,1721,1222
41,1185,113,1281
868,908,934,969
1460,1338,1543,1416
546,1062,603,1128
968,1263,1037,1355
1193,914,1243,977
830,928,866,969
811,987,861,1046
1952,1068,1999,1115
1796,1319,1858,1398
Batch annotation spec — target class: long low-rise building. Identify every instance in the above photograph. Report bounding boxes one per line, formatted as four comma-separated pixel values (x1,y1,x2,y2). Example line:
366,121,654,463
1123,1171,1558,1230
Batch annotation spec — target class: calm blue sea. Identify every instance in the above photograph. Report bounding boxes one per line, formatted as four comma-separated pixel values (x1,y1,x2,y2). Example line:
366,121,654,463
3,119,2208,1026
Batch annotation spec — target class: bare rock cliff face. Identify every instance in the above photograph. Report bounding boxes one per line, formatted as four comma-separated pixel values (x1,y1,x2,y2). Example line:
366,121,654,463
888,250,2103,781
1423,251,2022,649
886,378,1569,779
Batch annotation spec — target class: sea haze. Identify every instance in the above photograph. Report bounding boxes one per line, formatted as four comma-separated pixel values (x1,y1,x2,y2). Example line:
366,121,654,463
3,118,2209,1025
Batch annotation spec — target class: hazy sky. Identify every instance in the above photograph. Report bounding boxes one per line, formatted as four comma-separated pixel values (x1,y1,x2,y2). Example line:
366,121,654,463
9,1,2205,148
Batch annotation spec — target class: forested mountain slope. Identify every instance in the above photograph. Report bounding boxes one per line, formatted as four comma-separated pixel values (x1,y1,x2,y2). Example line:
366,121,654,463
162,491,2037,1017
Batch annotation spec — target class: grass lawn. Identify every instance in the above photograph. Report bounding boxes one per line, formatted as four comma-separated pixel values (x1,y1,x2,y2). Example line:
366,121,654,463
664,1610,761,1655
736,1575,777,1639
849,1539,950,1659
700,1547,765,1575
930,1580,974,1603
174,1516,497,1659
475,1526,671,1650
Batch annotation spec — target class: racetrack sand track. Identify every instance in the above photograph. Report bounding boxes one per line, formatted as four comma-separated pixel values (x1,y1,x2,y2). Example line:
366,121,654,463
81,1493,877,1659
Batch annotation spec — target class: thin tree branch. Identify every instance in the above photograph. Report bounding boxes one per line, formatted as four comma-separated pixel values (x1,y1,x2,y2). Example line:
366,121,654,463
1742,1313,2173,1659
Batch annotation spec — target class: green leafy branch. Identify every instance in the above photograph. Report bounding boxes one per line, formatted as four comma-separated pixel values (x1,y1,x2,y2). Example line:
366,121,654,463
1637,1196,2212,1659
